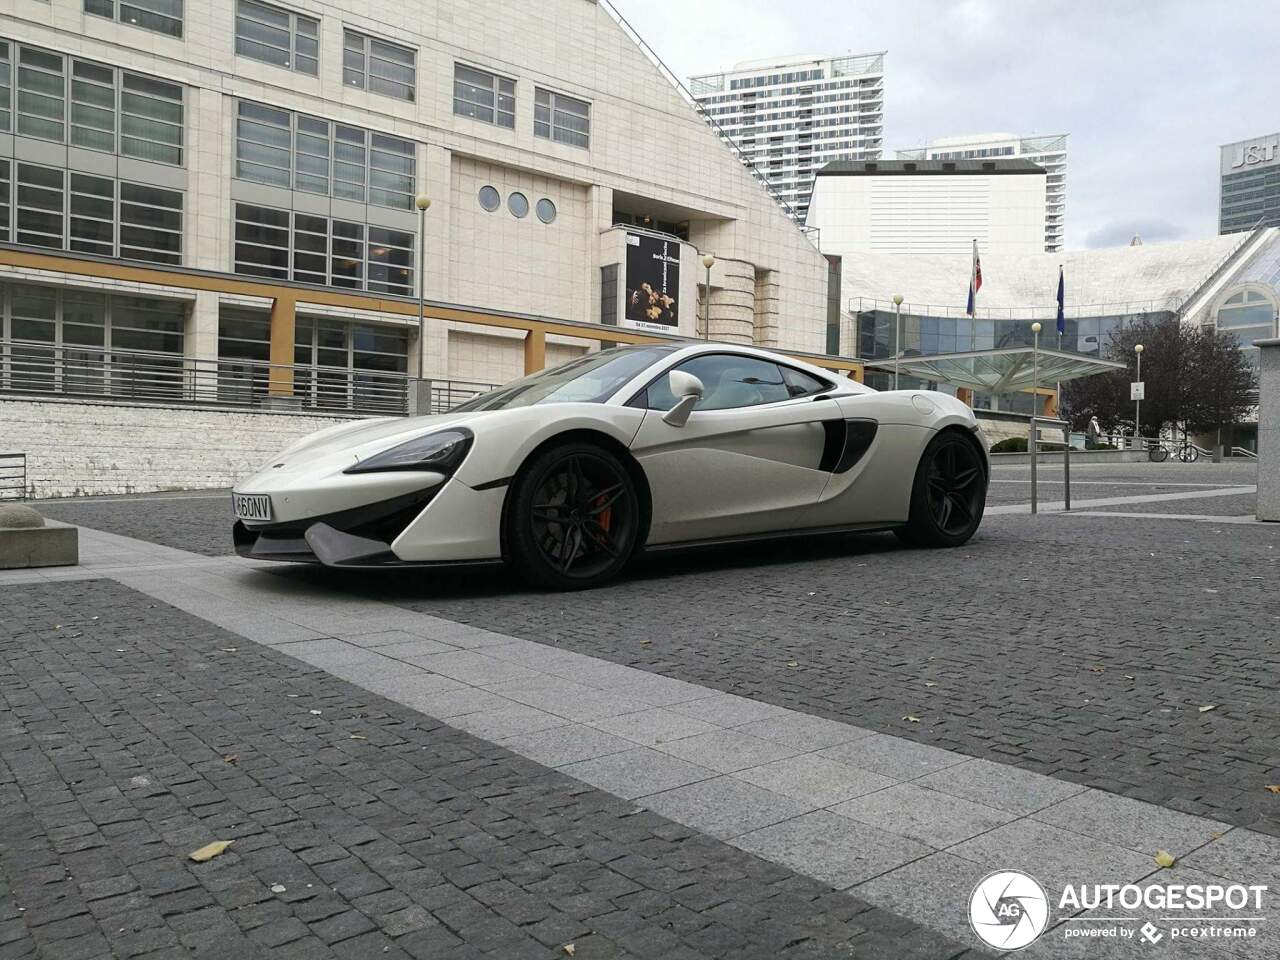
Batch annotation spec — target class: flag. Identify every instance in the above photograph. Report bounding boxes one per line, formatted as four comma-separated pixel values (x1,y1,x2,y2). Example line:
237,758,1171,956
966,240,983,317
1055,265,1065,336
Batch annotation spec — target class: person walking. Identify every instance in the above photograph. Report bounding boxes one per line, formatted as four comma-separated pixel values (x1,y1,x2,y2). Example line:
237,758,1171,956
1085,415,1103,450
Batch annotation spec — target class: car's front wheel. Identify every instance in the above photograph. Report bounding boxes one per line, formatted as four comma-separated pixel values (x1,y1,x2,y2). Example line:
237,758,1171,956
506,441,640,590
895,430,986,548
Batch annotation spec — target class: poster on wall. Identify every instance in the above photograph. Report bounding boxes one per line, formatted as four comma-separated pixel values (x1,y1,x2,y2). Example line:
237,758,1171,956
623,232,680,331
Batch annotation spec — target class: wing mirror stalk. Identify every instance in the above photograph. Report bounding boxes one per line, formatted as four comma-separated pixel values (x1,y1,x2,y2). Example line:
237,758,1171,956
662,370,705,427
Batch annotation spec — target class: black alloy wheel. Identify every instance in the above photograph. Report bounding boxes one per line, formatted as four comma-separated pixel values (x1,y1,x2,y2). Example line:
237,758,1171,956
507,442,639,589
897,431,987,548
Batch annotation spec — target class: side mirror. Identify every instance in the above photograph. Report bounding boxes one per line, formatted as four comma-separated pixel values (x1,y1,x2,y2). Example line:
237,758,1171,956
662,370,705,427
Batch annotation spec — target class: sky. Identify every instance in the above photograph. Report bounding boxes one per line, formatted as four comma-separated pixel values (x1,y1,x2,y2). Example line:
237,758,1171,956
611,0,1279,250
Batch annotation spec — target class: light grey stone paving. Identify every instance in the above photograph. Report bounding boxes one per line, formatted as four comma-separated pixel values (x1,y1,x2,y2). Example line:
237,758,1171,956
830,782,1017,848
641,776,814,839
13,522,1273,959
733,810,935,889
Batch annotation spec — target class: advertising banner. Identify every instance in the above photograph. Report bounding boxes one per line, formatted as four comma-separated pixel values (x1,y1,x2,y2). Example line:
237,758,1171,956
624,232,680,331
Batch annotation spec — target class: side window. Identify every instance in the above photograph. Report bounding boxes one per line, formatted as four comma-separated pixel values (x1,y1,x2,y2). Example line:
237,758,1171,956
780,365,830,398
645,355,791,411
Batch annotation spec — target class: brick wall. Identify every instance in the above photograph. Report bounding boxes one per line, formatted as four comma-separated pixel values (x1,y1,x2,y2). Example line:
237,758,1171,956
1,398,355,498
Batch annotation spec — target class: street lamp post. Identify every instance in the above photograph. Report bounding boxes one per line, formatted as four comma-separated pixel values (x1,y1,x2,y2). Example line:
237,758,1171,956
1031,322,1041,513
892,293,904,389
415,194,431,385
1134,343,1144,449
701,254,716,340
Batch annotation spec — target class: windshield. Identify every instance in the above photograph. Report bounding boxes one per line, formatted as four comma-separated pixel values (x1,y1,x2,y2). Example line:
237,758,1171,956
449,345,679,412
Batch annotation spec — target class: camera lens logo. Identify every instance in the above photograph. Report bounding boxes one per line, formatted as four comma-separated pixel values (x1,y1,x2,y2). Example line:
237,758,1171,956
969,870,1050,950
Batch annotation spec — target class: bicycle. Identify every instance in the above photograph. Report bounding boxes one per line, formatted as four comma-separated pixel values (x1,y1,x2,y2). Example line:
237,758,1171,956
1147,440,1199,463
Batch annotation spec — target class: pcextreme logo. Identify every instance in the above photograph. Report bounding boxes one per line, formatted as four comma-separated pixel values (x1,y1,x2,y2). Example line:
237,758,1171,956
969,870,1050,950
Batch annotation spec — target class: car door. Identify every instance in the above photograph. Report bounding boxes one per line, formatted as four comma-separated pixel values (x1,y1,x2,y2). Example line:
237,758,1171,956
628,353,838,544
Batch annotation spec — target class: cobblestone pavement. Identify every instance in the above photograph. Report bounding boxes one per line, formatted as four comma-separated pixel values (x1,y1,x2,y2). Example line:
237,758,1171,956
0,578,972,960
39,493,233,558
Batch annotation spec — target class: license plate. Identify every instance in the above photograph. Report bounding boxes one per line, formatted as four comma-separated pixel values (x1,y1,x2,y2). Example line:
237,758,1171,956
233,493,272,521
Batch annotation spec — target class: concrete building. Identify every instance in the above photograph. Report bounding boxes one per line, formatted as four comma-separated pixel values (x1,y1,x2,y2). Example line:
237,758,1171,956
1220,132,1280,234
897,133,1068,252
688,53,885,223
805,159,1048,258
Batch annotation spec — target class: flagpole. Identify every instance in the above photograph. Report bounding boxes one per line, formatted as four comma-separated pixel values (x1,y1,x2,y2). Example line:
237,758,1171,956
1055,264,1064,419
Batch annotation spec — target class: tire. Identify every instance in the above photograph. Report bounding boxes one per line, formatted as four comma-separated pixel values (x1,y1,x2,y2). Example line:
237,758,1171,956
895,431,987,548
1181,445,1200,463
1149,445,1169,463
506,441,641,590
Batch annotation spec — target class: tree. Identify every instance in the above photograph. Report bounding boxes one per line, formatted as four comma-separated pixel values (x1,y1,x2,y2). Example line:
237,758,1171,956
1061,315,1256,440
1185,325,1258,451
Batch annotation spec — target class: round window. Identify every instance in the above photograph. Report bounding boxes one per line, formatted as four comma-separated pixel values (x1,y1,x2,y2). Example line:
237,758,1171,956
478,185,500,212
536,198,557,224
508,191,529,218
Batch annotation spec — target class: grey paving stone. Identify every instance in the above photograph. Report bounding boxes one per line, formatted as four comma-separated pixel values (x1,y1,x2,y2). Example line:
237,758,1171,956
357,671,467,702
591,673,715,707
916,758,1088,816
1181,828,1280,886
282,638,377,668
852,851,993,946
559,748,715,800
666,692,790,727
831,782,1016,848
734,712,874,750
446,705,571,741
395,686,512,719
733,810,934,889
654,729,801,774
819,732,970,781
483,677,653,722
353,634,456,656
1032,789,1228,857
496,725,636,768
322,656,423,684
946,819,1155,895
640,776,814,839
406,650,540,685
589,708,720,746
731,753,899,807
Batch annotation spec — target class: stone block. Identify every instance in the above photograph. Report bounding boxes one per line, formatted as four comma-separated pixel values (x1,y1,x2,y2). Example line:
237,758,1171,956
1257,337,1280,521
0,519,79,568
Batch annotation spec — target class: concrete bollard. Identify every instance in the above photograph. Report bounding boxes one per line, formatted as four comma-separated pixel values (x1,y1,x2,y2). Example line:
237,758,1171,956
0,504,80,569
1257,337,1280,522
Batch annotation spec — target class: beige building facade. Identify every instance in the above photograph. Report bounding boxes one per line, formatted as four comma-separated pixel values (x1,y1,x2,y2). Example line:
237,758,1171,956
0,0,831,413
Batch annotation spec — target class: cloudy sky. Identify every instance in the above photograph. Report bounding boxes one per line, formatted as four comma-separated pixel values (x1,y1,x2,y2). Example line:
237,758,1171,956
612,0,1277,250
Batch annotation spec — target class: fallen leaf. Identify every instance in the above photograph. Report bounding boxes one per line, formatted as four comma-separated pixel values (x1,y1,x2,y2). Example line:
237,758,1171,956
1265,785,1280,794
903,715,921,723
189,840,233,863
222,755,238,765
1154,850,1176,868
786,660,799,668
349,735,367,741
309,710,322,715
221,647,238,653
563,946,575,957
924,681,938,688
1198,704,1217,713
270,883,286,894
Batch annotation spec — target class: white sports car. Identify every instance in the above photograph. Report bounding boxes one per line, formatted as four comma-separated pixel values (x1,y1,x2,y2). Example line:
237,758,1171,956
233,342,988,589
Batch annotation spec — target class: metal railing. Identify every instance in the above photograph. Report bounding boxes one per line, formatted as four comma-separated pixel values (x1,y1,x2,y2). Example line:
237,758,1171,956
848,295,1185,323
1232,446,1259,459
0,340,505,418
0,452,26,502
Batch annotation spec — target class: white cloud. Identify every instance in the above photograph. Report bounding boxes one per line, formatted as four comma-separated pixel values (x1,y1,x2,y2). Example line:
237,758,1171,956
610,0,1277,250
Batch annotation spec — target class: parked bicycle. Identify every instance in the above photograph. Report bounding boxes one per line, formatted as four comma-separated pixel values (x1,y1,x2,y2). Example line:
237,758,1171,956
1147,439,1200,463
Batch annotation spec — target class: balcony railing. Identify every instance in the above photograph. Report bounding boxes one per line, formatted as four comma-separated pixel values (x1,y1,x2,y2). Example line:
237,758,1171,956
0,340,497,418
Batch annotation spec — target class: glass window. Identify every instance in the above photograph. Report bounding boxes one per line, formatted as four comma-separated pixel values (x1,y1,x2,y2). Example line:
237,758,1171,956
331,219,363,288
119,182,182,264
478,185,499,212
233,202,290,279
235,0,319,75
0,160,10,242
366,226,413,295
235,101,292,186
453,64,515,128
508,191,528,218
294,115,330,195
69,172,114,257
0,42,11,133
452,346,679,412
333,124,367,200
1217,290,1277,331
16,164,64,249
84,0,184,39
645,355,792,410
534,87,590,148
343,30,415,102
535,198,556,224
368,133,414,209
70,60,116,153
120,73,183,165
17,46,65,142
780,365,830,397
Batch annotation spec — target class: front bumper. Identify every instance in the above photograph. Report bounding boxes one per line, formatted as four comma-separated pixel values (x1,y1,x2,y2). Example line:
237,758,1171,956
234,487,442,567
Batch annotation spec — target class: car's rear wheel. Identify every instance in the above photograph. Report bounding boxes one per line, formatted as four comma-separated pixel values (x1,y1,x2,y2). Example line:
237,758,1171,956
895,431,986,548
506,441,640,590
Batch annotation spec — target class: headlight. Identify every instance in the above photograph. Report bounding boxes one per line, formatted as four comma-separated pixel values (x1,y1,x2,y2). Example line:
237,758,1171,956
344,428,473,475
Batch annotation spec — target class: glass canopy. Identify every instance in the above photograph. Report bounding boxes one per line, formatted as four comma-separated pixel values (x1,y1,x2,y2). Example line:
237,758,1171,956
884,347,1125,394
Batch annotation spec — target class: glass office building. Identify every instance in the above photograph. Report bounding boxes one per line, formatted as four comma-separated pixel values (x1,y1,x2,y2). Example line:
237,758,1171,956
1220,133,1280,234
